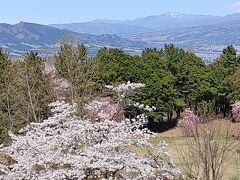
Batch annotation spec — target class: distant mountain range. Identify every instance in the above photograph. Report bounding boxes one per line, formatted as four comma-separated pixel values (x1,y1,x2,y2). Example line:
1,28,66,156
0,22,149,56
1,12,240,62
50,22,152,35
50,13,240,34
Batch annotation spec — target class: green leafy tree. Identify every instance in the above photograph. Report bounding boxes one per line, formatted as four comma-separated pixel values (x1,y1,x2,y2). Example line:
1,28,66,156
221,45,240,75
209,45,240,116
16,52,55,122
162,45,211,118
228,67,240,102
97,48,128,83
140,48,176,121
97,47,176,121
0,48,14,143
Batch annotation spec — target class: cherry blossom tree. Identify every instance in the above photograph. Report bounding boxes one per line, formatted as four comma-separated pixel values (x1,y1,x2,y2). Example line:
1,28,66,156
231,100,240,138
177,108,198,136
231,101,240,122
105,81,145,100
0,82,181,179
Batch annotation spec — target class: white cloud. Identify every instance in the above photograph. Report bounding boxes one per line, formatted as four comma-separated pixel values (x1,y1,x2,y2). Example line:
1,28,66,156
226,1,240,13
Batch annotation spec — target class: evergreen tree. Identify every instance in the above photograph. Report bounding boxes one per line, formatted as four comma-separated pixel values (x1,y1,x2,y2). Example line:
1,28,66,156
0,48,14,143
228,67,240,102
161,45,211,118
209,45,240,116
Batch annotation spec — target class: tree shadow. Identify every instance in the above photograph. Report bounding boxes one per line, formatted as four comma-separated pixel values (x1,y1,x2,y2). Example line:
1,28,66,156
146,120,178,133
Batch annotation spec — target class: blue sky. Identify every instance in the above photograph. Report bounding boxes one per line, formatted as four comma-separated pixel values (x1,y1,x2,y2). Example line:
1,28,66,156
1,0,240,24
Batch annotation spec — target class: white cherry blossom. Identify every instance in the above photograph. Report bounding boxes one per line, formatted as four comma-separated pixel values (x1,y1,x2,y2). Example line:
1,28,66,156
0,101,181,180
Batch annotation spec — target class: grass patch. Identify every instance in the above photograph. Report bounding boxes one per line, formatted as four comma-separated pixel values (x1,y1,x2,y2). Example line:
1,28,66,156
152,120,239,179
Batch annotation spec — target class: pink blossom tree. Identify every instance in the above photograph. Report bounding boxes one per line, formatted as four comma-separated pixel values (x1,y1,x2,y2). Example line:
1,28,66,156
231,101,240,122
231,101,240,138
177,108,199,136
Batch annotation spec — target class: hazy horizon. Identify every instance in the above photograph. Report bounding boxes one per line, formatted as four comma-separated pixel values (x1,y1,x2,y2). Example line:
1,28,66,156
1,0,240,24
4,11,240,26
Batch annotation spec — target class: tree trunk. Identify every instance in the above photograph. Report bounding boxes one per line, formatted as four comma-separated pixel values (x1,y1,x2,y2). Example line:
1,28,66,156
176,109,181,119
170,112,173,122
26,72,38,122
